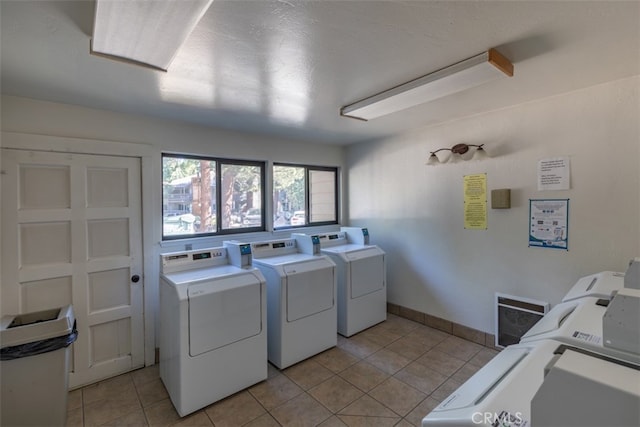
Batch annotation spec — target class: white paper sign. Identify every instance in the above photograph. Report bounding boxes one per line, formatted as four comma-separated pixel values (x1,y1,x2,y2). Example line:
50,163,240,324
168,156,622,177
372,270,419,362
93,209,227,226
538,157,570,191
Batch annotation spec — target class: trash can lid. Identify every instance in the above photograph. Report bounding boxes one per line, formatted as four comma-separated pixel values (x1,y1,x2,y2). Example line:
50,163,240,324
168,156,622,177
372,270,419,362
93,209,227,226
0,305,75,348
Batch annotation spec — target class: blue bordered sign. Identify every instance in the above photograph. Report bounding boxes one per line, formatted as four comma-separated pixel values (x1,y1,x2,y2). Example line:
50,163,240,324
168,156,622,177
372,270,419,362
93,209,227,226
529,199,569,250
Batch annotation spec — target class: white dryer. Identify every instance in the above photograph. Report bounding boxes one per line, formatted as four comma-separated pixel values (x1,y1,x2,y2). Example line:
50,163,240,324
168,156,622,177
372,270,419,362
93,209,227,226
422,339,565,426
159,243,267,417
294,227,386,337
519,296,640,365
562,270,624,302
249,237,337,369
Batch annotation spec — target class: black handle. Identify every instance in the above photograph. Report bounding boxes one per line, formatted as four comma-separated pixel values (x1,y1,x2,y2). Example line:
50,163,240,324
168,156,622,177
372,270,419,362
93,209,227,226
131,274,140,283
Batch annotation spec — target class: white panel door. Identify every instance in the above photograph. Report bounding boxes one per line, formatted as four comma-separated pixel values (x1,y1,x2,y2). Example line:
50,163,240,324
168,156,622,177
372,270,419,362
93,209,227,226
1,149,144,388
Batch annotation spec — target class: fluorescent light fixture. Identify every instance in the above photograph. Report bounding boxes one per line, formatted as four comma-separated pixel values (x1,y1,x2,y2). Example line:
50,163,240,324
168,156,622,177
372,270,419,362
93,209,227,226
91,0,213,71
341,48,513,121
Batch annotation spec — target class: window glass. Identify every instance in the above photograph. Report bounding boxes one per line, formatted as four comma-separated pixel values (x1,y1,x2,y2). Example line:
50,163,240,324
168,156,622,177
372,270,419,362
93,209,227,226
273,164,337,229
273,165,305,228
221,163,263,230
162,154,264,239
310,169,336,223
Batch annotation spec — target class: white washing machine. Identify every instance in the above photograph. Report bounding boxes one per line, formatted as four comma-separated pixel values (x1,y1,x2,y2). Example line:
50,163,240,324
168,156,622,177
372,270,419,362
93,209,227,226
294,227,386,337
249,236,337,369
159,243,267,417
519,296,640,365
422,339,565,426
531,344,640,427
562,270,624,302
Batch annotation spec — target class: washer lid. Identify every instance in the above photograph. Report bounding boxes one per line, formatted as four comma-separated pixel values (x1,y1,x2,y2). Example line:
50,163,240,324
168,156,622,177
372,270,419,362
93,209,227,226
435,346,529,411
162,264,247,285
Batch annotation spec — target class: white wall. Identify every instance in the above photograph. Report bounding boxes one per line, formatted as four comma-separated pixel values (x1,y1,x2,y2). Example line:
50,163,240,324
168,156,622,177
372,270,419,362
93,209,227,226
1,95,346,363
346,76,640,334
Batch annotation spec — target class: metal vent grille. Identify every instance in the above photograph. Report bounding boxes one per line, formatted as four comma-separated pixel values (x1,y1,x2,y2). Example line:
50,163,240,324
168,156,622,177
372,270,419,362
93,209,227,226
495,293,549,348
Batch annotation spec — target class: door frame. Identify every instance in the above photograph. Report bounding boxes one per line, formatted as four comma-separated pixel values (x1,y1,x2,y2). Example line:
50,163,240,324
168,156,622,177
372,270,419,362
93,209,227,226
1,131,158,367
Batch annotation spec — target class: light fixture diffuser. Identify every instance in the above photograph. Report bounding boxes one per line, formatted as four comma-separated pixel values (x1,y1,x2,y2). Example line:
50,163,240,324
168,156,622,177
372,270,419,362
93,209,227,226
91,0,213,71
341,48,513,121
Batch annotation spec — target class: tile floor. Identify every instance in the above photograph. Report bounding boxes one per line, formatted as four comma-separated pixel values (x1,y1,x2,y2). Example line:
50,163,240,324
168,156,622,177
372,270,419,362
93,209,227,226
66,314,499,427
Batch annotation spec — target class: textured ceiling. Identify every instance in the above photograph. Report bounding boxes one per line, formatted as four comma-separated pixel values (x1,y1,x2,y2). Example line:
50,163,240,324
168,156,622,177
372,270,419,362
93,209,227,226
1,0,639,144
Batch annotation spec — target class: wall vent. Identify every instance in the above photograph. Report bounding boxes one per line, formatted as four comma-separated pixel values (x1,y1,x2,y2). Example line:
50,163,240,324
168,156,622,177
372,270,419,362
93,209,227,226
495,293,549,348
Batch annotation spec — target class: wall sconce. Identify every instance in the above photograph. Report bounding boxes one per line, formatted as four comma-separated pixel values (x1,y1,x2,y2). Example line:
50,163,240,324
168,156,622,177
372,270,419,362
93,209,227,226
426,143,489,165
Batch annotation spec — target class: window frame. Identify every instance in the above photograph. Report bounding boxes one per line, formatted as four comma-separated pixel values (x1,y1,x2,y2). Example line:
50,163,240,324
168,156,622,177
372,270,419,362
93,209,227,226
273,163,339,230
162,153,266,240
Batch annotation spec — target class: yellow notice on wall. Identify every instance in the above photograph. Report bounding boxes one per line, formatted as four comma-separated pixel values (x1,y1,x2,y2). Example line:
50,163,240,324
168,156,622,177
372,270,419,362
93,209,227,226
464,173,487,229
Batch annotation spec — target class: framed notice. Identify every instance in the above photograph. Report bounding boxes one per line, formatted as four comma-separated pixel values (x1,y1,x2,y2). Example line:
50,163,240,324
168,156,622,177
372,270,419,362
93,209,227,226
529,199,569,250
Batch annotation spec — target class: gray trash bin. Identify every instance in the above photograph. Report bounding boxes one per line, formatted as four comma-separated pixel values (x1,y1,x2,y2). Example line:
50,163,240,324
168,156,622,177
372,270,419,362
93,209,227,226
1,305,77,427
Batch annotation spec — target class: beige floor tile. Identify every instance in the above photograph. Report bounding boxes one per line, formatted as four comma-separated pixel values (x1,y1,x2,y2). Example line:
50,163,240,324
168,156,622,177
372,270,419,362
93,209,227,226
376,314,421,336
312,347,360,373
82,374,137,406
267,363,281,378
98,407,147,426
338,395,397,418
404,397,440,426
433,336,483,361
83,397,142,426
384,336,431,361
143,398,181,427
395,419,415,427
131,365,160,387
415,349,465,377
468,348,500,367
68,389,83,411
365,348,411,375
308,376,363,413
171,411,213,427
283,359,335,390
204,390,265,427
357,327,402,348
450,362,482,383
404,326,450,348
318,415,348,426
248,373,303,410
394,361,448,394
243,413,281,427
270,393,332,427
65,407,83,427
337,334,382,359
430,377,463,401
135,377,170,408
368,377,426,417
337,415,400,427
338,360,389,392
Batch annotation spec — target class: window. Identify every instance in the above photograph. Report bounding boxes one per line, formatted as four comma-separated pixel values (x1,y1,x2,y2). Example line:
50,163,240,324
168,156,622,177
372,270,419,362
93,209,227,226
163,154,264,239
273,164,338,229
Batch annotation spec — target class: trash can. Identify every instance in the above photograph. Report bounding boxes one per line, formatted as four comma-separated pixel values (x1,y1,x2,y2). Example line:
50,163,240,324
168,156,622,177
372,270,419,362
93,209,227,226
1,305,77,427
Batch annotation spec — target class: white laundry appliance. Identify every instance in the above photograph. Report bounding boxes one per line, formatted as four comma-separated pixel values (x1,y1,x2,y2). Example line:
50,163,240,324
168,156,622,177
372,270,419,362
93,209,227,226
159,243,267,417
531,344,640,426
562,270,624,302
422,339,566,426
249,236,337,369
294,226,386,337
520,295,640,365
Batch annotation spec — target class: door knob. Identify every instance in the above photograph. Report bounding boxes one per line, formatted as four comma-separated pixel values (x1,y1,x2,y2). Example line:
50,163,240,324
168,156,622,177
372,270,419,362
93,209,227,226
131,274,140,283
